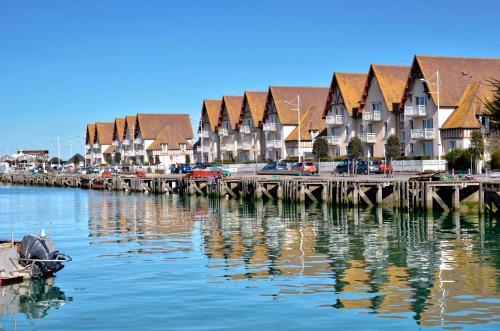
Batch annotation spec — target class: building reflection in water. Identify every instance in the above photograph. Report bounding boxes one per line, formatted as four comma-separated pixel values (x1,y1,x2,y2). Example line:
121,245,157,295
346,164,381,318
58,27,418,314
86,191,500,327
0,278,70,322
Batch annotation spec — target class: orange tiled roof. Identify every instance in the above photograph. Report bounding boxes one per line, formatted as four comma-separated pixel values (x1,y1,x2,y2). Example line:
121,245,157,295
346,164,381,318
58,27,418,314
103,145,116,154
123,116,137,140
218,96,244,130
239,91,268,127
401,55,500,109
112,118,125,142
94,122,114,145
323,73,367,117
285,104,326,141
360,65,410,112
442,81,488,129
86,124,96,144
202,99,222,131
135,113,194,140
147,125,193,150
264,86,329,125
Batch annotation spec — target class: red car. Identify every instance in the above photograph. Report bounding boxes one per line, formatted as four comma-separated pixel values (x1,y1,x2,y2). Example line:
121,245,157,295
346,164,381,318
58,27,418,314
136,170,146,178
291,161,318,174
102,170,113,177
378,160,393,174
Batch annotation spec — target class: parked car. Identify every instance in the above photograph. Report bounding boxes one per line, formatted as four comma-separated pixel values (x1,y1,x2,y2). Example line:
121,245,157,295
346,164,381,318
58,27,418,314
262,160,288,171
170,164,192,174
357,160,381,174
291,161,318,174
377,160,393,174
136,170,146,178
102,169,113,177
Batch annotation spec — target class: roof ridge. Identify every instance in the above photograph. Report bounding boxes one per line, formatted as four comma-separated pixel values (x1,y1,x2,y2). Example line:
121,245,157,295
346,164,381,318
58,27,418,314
416,54,500,60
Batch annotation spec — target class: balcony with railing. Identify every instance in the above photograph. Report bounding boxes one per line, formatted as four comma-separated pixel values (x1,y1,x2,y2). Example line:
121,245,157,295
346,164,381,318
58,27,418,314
125,151,134,157
410,128,435,140
325,115,343,126
134,138,143,144
121,140,130,145
237,142,252,150
135,150,145,156
326,136,341,145
362,110,382,122
112,141,119,146
93,143,99,148
404,105,427,117
266,140,282,149
263,123,277,132
199,131,210,138
218,128,228,136
93,153,103,159
240,125,252,134
360,133,376,143
221,144,234,152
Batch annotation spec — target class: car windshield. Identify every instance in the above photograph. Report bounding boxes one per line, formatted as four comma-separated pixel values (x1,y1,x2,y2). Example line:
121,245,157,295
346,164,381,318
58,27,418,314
277,161,287,167
304,162,314,166
294,163,303,167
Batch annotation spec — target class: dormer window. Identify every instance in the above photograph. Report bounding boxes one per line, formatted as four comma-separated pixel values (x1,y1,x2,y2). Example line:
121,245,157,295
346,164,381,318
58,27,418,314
161,144,168,152
180,144,186,152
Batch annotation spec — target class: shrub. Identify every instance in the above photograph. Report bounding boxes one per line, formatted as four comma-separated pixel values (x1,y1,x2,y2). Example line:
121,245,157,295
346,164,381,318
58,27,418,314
445,149,472,171
491,151,500,169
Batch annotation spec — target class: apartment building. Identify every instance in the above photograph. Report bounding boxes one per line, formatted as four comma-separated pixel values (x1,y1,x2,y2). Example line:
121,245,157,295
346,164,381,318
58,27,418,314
358,65,410,158
217,96,244,161
111,118,125,164
236,91,268,162
93,122,114,165
400,55,500,158
85,123,96,165
133,113,194,165
198,99,222,163
261,86,329,161
146,125,193,171
323,72,367,157
121,116,137,165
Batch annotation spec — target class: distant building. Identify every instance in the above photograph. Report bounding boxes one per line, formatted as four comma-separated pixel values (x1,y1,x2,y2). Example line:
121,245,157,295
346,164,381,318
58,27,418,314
217,96,244,162
17,150,49,160
237,91,267,162
197,100,222,163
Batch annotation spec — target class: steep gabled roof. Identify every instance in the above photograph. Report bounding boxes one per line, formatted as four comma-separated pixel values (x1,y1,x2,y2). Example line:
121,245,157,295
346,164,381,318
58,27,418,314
94,122,114,145
86,124,96,144
122,116,137,140
400,55,500,109
264,86,329,125
218,96,244,130
201,99,222,131
112,118,125,142
239,91,268,127
285,105,326,141
135,114,194,140
103,145,116,154
147,125,193,150
360,65,410,112
442,81,490,129
323,72,367,117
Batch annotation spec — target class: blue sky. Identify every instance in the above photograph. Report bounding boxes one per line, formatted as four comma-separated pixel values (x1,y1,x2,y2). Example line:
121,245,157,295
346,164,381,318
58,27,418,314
1,0,499,158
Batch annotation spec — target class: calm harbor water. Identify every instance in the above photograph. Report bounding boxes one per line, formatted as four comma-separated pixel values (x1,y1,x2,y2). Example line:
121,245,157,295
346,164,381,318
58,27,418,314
0,185,498,330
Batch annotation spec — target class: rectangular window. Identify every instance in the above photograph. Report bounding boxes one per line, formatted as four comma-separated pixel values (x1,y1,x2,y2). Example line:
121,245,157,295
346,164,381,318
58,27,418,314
383,122,388,137
416,96,427,106
423,142,434,156
423,118,434,129
359,125,364,134
372,102,383,112
400,130,405,141
449,140,457,151
409,120,414,130
399,113,404,122
367,124,373,133
400,143,405,155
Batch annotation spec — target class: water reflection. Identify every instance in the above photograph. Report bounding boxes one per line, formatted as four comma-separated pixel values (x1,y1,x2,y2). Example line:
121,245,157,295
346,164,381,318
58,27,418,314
86,192,500,329
0,279,70,320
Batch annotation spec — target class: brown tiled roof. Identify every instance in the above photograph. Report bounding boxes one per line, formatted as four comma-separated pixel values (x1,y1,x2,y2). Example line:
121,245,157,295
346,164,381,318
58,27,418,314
147,125,193,150
442,81,485,129
264,86,329,125
285,105,326,141
401,55,500,109
135,113,194,140
323,73,367,117
94,122,114,145
86,124,96,144
202,99,222,131
122,116,137,140
239,91,268,127
218,96,244,129
360,65,410,112
112,118,125,142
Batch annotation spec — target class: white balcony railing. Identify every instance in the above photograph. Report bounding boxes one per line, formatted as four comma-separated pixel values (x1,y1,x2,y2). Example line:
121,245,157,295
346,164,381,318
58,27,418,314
360,133,376,143
240,125,252,134
326,115,343,126
196,146,210,153
135,150,145,156
266,140,282,149
411,128,435,140
222,144,234,152
93,143,99,148
134,138,143,144
362,110,382,121
326,136,341,145
240,142,251,150
112,141,119,146
404,105,427,117
125,151,134,157
121,140,130,146
218,128,228,136
199,131,209,138
93,153,103,159
85,144,91,150
263,123,277,132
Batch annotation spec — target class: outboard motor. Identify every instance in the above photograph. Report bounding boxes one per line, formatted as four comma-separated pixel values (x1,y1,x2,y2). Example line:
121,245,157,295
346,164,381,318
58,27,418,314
18,235,65,278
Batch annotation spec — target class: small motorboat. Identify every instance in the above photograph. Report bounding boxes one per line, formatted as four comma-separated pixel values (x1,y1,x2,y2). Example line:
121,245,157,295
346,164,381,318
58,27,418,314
0,232,71,286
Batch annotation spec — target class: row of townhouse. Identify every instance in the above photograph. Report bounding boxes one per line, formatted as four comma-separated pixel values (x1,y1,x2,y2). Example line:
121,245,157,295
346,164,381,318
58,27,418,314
85,113,194,171
195,55,499,164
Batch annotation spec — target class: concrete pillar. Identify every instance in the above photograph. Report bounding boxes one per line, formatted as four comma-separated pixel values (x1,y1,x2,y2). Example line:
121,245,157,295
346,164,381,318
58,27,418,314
478,183,484,214
452,186,460,211
352,184,358,206
376,184,383,205
425,183,433,211
277,184,283,200
299,184,306,202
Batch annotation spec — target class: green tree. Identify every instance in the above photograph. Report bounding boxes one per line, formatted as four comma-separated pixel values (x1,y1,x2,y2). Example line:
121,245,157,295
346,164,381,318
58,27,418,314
185,154,191,165
445,149,472,171
104,154,112,165
484,79,500,129
469,130,484,173
313,137,329,161
347,137,362,174
385,134,400,174
114,151,121,165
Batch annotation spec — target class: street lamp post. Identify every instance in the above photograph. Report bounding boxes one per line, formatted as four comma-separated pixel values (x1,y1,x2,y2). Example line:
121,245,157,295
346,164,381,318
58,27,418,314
284,95,301,162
